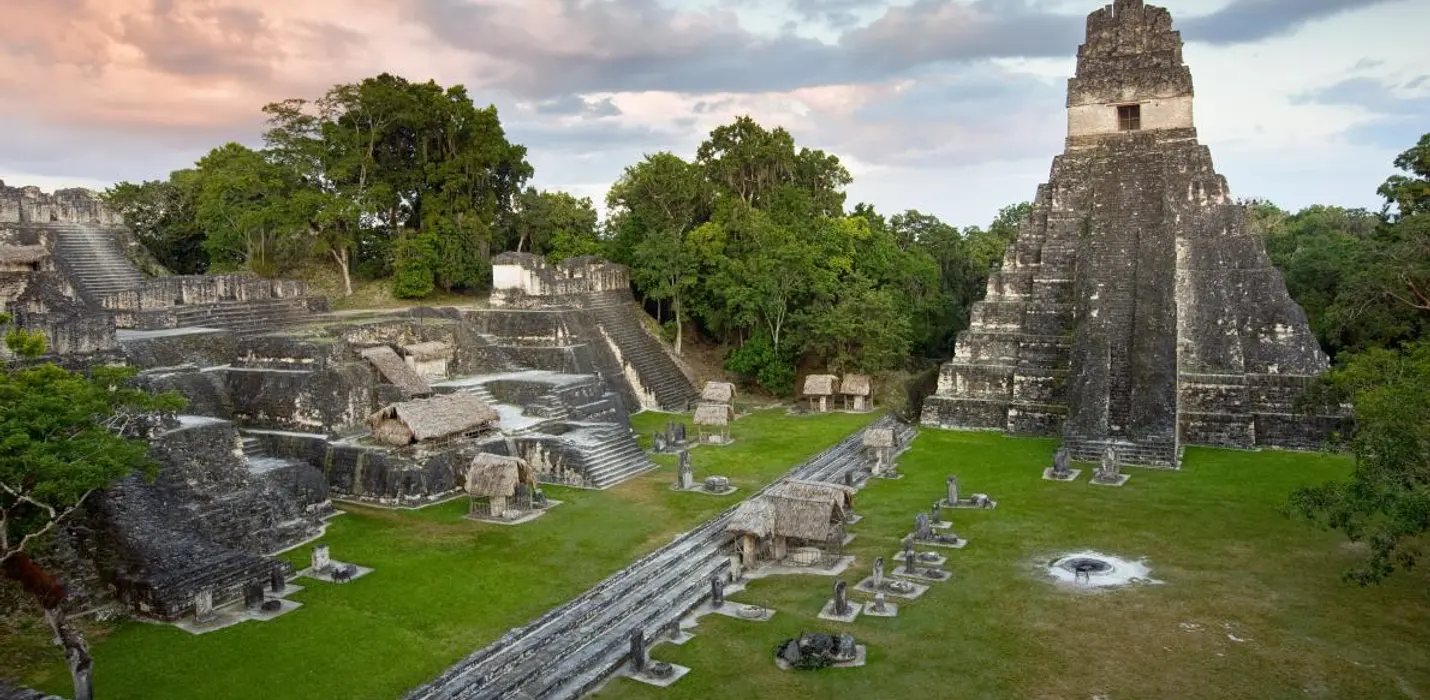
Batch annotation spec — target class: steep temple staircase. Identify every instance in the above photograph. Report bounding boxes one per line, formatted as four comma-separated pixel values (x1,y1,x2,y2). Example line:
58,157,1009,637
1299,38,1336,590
50,223,145,305
585,293,698,411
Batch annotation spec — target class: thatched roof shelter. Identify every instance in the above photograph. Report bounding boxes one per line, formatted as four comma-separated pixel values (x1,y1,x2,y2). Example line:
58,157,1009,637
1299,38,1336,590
727,479,850,540
402,341,451,361
0,245,48,265
360,345,432,397
367,393,499,446
701,381,735,403
840,374,871,396
802,374,837,396
863,428,894,448
693,403,734,426
463,453,534,497
771,479,854,512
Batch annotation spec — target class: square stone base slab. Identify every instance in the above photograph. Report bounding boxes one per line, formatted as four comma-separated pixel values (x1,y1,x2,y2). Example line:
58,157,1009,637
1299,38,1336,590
665,629,697,645
1043,468,1083,482
266,583,304,598
465,500,563,525
893,551,946,566
175,610,248,635
298,561,374,583
853,576,929,600
818,600,863,623
931,520,952,530
745,555,855,580
862,601,899,617
1090,474,1131,487
708,602,776,622
877,473,904,480
244,598,302,622
775,645,868,671
671,484,739,496
914,536,968,549
893,565,953,583
623,662,692,688
844,514,863,525
940,498,999,510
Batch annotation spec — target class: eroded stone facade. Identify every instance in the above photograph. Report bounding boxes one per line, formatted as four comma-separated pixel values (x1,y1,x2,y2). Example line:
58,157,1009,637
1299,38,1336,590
920,0,1344,466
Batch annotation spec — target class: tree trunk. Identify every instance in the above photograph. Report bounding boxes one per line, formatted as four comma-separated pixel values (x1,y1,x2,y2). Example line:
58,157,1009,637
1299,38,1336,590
674,292,684,356
43,606,93,700
332,247,353,297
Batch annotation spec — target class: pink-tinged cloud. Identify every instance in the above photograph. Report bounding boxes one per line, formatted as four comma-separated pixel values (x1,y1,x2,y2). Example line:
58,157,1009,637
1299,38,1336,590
0,0,485,133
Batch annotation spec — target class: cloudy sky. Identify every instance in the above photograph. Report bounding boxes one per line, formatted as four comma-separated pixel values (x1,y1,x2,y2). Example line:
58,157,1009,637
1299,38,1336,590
2,0,1425,228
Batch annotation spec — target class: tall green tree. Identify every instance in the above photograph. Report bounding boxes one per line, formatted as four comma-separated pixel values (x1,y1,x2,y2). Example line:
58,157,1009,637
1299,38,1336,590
607,153,711,354
508,188,603,262
1288,132,1430,584
0,319,185,700
1289,340,1430,583
101,174,207,274
192,142,301,277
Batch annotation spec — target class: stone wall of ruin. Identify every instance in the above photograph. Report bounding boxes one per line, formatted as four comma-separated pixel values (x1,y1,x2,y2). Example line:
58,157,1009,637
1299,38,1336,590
0,180,121,225
490,252,632,308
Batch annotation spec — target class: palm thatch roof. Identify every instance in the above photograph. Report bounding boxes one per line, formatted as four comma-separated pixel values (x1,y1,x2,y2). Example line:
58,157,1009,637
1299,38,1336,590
802,374,837,396
701,381,735,403
367,393,499,444
693,403,734,426
402,341,451,361
0,245,48,264
463,453,534,497
727,479,849,540
771,479,854,511
863,427,894,448
728,495,841,541
839,374,871,396
360,345,432,397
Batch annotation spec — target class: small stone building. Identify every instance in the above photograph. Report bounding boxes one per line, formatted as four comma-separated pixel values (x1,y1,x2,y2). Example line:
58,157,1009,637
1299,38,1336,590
727,480,853,568
464,453,537,520
840,374,872,411
802,374,838,413
693,403,734,444
402,341,453,380
862,427,895,474
367,393,500,446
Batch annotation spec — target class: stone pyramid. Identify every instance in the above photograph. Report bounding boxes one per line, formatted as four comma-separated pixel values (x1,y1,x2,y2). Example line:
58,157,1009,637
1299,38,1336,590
920,0,1342,467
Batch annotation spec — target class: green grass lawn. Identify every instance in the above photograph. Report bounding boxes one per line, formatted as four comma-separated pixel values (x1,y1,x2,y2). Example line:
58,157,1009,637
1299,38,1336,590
7,408,877,700
598,429,1430,700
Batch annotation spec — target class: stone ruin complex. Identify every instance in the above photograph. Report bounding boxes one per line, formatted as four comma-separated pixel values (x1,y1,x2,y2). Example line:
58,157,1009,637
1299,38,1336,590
0,183,697,622
920,0,1346,466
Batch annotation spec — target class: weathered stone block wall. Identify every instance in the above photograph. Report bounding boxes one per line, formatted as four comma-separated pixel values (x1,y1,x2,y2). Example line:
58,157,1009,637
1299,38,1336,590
130,366,234,418
0,181,121,225
121,328,239,369
333,315,516,376
98,275,309,311
226,363,374,434
490,253,632,308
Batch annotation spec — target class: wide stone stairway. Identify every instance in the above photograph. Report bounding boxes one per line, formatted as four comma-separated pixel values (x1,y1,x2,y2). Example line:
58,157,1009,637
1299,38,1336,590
564,422,657,489
50,222,145,304
585,293,698,412
407,414,913,700
171,297,315,337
